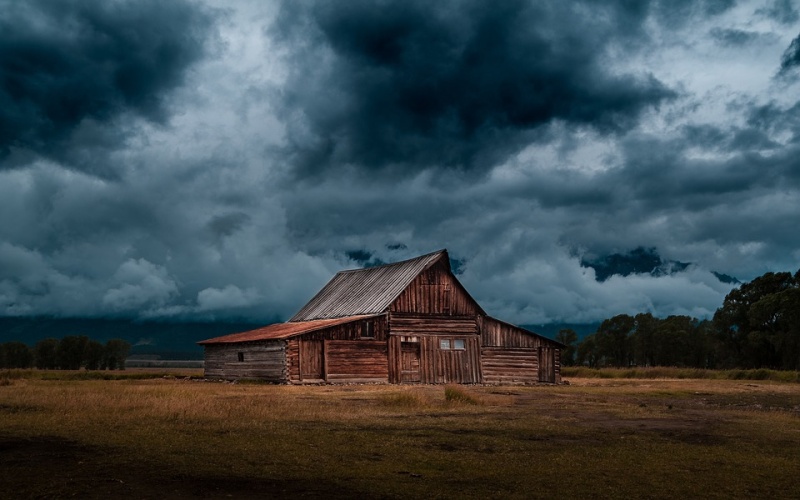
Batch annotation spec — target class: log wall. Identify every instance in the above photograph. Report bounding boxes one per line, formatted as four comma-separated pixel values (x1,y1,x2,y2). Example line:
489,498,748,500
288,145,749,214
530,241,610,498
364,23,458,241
481,347,539,384
325,341,389,383
203,341,286,381
479,316,562,384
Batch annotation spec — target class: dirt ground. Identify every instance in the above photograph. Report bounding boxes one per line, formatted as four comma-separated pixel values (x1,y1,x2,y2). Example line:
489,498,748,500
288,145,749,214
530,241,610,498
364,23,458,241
2,377,799,499
0,435,366,499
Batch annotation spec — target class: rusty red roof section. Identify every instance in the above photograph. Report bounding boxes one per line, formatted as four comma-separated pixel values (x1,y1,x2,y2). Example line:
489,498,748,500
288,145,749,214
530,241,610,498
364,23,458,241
197,314,381,344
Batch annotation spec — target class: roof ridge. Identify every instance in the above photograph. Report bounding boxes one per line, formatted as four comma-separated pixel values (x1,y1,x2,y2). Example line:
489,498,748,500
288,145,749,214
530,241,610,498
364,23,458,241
335,249,447,274
287,249,450,321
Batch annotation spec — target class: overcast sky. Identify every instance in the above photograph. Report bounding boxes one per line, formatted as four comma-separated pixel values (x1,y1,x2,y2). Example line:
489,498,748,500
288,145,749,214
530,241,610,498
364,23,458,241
1,0,799,325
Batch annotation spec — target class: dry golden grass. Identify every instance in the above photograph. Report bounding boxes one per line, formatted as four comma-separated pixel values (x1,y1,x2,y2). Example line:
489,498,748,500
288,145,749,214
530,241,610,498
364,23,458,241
1,374,799,499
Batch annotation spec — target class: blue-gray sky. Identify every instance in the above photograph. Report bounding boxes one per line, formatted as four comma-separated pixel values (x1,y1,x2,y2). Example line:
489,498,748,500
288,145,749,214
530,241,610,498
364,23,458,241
1,0,799,324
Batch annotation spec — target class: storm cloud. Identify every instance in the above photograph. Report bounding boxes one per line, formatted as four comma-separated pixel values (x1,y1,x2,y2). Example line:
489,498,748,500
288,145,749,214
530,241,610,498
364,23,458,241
0,0,213,174
274,0,674,177
1,0,800,328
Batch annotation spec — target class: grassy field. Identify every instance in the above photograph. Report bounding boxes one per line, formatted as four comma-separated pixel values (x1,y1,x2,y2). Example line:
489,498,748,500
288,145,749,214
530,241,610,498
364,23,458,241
1,370,799,499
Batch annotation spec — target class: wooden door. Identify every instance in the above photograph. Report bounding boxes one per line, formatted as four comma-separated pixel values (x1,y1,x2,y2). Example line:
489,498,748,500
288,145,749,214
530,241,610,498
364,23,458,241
400,342,421,383
538,346,555,383
300,340,325,381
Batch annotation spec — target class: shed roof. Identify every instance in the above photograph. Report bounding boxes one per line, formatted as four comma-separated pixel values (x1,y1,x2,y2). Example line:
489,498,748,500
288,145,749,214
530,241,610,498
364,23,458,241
198,314,379,345
289,249,448,321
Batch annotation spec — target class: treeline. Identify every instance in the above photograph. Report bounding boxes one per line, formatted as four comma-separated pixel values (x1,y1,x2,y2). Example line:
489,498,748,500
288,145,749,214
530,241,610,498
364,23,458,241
0,336,131,370
557,269,800,370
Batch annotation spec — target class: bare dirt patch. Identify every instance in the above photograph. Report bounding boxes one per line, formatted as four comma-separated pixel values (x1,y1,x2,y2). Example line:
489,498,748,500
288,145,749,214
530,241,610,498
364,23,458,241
0,435,371,499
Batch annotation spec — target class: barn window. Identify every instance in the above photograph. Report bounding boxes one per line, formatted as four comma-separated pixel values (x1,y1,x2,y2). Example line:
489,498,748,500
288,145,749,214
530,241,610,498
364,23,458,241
237,352,244,362
440,338,465,350
361,320,374,338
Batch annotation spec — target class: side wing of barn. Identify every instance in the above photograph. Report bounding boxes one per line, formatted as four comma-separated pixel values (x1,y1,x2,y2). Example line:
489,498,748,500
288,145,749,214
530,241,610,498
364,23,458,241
480,316,562,384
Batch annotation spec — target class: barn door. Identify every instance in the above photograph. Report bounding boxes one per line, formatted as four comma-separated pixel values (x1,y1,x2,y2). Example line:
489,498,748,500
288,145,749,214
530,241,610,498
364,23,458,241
538,347,555,383
400,342,421,383
300,340,325,381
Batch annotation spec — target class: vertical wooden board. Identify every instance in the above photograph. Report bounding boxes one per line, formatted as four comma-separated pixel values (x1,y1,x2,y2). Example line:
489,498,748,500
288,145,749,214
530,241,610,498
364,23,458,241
387,336,398,383
400,342,421,383
300,340,325,380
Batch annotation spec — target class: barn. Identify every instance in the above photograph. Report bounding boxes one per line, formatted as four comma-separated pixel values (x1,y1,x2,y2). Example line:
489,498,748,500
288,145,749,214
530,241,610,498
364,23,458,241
199,250,562,384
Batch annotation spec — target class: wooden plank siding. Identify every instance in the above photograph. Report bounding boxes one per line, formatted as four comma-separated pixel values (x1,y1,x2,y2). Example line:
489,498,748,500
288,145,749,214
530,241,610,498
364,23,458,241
287,316,389,384
387,313,481,383
325,341,389,383
203,341,286,381
389,260,481,316
480,316,562,384
388,334,481,384
481,347,539,384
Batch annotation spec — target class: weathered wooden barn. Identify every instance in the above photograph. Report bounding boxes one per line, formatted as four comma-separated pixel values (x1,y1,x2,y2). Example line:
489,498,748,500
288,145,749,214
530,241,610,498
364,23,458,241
199,250,562,384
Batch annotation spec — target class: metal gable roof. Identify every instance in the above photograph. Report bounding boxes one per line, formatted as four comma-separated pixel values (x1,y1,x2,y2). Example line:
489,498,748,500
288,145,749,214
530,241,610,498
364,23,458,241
289,250,448,321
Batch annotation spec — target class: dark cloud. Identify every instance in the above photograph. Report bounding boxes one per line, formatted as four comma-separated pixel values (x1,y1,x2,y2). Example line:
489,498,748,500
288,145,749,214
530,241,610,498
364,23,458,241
709,28,762,47
0,0,213,169
1,0,798,327
273,0,675,177
650,0,735,29
779,33,800,74
757,0,800,25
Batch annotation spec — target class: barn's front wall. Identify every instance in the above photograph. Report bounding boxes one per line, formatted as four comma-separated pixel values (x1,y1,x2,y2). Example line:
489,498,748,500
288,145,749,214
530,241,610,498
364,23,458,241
203,340,287,381
389,260,481,316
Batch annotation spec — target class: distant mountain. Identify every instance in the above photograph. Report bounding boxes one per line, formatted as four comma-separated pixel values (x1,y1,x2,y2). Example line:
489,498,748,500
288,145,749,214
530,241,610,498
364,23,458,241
0,317,266,359
581,247,738,284
522,322,600,341
712,271,740,284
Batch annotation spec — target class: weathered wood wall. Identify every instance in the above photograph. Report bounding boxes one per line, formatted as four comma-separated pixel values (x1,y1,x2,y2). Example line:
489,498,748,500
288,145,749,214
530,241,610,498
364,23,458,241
388,334,481,384
390,260,480,316
481,347,539,384
203,341,286,381
479,316,561,383
325,341,389,383
287,316,389,383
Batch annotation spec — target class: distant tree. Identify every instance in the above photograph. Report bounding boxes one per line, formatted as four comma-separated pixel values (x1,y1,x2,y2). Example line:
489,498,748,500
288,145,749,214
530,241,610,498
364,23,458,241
747,286,800,370
3,342,34,368
632,313,658,366
34,338,59,369
576,334,598,368
56,335,89,370
84,340,105,370
0,343,6,368
555,329,578,366
103,339,131,370
713,270,799,369
652,316,694,366
687,320,716,369
595,314,635,367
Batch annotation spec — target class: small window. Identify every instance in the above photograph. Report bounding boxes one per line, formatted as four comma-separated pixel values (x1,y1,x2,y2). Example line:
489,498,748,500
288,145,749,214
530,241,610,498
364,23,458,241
453,339,465,350
440,339,451,350
361,320,374,338
237,352,244,362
